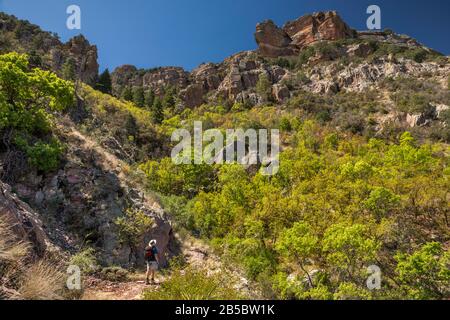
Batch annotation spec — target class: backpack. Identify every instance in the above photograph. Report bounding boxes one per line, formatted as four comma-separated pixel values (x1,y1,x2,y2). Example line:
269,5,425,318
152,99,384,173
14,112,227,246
145,246,155,261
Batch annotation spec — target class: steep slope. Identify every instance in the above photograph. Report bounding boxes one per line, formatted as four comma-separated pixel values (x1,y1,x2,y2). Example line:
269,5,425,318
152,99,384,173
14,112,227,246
7,114,174,267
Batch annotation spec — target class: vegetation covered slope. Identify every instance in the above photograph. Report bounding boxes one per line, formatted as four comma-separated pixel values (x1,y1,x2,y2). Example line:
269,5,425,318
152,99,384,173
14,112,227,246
138,117,449,299
0,10,449,300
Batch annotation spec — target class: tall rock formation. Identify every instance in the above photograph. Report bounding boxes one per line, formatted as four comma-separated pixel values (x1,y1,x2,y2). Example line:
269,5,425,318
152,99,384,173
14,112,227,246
255,11,356,57
64,35,99,85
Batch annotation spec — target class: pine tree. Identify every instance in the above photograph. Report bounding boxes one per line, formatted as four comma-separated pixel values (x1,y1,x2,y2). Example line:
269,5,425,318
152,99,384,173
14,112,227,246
162,86,176,109
151,97,164,124
121,86,133,102
145,89,155,109
62,57,76,81
133,86,145,107
28,50,42,68
96,69,112,94
256,73,272,102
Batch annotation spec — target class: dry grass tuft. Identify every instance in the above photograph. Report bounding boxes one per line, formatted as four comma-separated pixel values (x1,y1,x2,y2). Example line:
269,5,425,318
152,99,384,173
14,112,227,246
1,217,65,300
17,260,65,300
0,219,29,262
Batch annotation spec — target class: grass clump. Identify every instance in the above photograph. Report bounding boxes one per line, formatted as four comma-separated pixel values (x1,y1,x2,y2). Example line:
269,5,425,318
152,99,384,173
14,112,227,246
143,265,245,300
69,247,99,274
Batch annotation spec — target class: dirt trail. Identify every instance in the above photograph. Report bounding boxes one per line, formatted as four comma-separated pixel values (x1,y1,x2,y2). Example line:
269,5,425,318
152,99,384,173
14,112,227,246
57,119,160,209
82,234,258,300
82,274,163,300
57,119,257,300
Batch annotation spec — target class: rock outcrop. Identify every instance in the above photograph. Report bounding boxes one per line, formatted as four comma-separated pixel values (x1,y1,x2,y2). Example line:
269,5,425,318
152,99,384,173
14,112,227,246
111,66,190,97
106,10,447,109
255,20,297,57
255,11,356,57
305,57,450,94
285,11,356,48
0,181,59,258
406,103,450,127
0,13,99,85
64,35,99,85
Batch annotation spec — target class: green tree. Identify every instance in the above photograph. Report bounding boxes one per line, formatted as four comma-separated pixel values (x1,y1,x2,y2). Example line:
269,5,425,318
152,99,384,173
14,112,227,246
276,222,320,287
132,86,145,107
145,89,155,109
61,57,77,81
121,86,133,102
95,69,112,94
151,97,164,124
162,86,176,109
322,223,379,281
115,209,154,263
0,52,74,172
395,242,450,299
256,73,272,102
28,50,42,68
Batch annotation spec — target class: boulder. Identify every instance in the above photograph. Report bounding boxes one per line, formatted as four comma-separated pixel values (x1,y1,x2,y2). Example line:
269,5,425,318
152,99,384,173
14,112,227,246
347,43,374,58
191,63,223,90
433,103,449,119
406,103,449,127
272,84,291,102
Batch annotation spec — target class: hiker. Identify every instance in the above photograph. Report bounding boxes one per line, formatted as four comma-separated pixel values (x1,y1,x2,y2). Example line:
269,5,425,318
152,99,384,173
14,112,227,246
145,239,160,284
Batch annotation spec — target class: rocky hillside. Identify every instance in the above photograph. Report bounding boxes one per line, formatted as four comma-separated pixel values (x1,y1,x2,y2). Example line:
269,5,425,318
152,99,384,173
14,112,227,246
109,10,447,106
0,10,449,300
1,10,448,135
0,12,99,84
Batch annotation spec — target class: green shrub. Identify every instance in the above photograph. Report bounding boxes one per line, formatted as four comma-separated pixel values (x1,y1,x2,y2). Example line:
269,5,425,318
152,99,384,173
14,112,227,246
22,138,64,172
279,117,292,132
115,209,154,253
143,266,244,300
69,248,99,275
99,267,129,282
395,242,450,299
403,48,429,63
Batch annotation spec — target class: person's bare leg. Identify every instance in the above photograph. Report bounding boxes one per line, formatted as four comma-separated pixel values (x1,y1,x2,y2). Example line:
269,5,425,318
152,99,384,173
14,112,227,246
146,265,150,284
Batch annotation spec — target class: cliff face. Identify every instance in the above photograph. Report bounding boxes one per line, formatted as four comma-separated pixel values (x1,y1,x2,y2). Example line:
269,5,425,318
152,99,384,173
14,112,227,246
0,13,99,84
255,11,356,57
4,10,443,112
111,65,189,97
108,10,447,110
110,11,357,105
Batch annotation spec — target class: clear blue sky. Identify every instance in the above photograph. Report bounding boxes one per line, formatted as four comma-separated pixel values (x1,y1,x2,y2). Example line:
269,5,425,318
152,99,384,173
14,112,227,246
1,0,449,71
